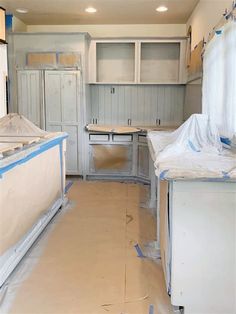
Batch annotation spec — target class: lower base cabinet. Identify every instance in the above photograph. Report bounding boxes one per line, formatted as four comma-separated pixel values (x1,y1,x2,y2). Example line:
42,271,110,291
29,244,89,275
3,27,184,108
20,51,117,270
86,132,150,181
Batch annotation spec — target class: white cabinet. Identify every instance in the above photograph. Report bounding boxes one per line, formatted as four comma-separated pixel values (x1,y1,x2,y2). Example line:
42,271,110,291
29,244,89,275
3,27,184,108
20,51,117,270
17,70,42,128
89,39,187,85
45,70,81,175
158,180,236,313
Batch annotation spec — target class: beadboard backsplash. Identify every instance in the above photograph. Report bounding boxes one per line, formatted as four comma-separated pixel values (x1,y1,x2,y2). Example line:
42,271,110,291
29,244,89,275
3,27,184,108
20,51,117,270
90,85,185,126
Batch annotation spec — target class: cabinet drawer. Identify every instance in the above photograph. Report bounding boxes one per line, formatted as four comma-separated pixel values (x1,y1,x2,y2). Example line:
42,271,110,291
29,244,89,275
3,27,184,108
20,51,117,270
89,134,109,142
112,134,133,142
138,135,147,143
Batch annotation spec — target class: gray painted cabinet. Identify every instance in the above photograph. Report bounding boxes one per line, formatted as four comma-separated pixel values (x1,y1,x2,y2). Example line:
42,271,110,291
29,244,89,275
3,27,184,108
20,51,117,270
86,132,150,181
17,69,81,175
17,70,42,128
44,70,81,175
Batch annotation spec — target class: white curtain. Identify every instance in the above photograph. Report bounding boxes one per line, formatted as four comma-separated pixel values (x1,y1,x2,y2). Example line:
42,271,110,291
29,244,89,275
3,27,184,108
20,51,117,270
202,20,236,138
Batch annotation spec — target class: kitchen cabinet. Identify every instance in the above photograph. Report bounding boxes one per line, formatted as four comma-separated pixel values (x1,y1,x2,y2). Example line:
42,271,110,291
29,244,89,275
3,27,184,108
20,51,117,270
157,179,236,313
45,70,81,175
89,39,187,85
86,131,151,182
17,70,42,128
140,42,182,83
137,135,150,179
89,143,133,175
88,133,134,176
17,69,82,175
96,42,136,83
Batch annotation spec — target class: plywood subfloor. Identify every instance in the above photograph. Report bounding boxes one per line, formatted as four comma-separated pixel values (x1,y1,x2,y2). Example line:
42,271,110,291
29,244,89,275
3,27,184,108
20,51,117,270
1,181,173,314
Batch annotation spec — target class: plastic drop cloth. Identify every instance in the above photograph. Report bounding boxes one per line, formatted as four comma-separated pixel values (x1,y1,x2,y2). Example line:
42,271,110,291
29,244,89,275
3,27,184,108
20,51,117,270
147,114,236,180
0,114,48,137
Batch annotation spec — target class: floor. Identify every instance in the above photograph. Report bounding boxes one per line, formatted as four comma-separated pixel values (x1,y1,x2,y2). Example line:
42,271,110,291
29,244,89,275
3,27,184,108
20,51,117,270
1,181,173,314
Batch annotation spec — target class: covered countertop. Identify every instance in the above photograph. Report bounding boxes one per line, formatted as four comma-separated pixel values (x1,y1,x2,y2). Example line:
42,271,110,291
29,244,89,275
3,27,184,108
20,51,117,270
147,114,236,181
85,124,178,134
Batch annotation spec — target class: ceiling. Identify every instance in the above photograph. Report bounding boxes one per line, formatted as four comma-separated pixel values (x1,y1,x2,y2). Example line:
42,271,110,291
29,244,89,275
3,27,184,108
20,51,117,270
0,0,199,25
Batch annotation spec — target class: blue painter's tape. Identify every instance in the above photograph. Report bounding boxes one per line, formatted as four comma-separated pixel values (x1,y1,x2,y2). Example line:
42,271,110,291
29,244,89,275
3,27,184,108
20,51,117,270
220,137,231,146
149,304,154,314
188,140,200,152
6,15,13,31
160,169,169,180
0,135,68,178
134,244,145,258
65,181,73,194
222,171,230,180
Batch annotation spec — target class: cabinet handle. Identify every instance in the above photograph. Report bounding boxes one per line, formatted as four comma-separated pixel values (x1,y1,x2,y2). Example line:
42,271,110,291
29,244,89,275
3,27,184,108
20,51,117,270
128,119,131,126
156,119,161,126
95,118,98,124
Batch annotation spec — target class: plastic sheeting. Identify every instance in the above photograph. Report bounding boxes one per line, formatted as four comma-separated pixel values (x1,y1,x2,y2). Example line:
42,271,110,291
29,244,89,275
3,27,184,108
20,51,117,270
0,114,48,137
147,114,236,180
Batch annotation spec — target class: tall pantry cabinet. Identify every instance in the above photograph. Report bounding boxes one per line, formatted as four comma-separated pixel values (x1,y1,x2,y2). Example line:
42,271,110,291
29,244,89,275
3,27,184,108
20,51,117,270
17,69,82,175
7,32,90,177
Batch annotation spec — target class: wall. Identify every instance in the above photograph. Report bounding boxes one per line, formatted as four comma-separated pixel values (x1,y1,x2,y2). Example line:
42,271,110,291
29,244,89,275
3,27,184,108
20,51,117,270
184,79,202,120
26,24,186,38
90,85,185,126
184,0,232,118
12,17,27,32
0,45,8,117
187,0,232,49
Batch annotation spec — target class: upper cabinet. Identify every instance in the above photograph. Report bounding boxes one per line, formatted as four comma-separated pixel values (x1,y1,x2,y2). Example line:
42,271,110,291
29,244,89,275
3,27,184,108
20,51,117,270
96,42,136,83
89,39,187,85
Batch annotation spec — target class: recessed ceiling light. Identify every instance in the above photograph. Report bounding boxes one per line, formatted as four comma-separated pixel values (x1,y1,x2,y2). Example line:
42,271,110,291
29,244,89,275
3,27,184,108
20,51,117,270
85,7,97,13
156,6,168,12
16,8,29,14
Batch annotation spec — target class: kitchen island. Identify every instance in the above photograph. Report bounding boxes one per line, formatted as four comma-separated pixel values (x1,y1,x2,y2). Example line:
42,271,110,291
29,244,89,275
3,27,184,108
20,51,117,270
0,114,67,287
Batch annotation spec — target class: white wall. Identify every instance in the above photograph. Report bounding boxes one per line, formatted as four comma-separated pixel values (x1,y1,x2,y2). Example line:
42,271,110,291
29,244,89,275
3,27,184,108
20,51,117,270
0,45,7,117
187,0,232,49
26,24,186,38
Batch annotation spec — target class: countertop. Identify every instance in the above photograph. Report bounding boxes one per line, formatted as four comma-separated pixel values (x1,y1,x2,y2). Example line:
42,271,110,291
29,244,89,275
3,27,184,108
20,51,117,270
86,124,179,134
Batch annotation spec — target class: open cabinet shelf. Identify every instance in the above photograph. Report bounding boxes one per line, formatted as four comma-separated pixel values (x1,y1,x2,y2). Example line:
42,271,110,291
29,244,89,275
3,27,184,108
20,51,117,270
96,42,136,83
140,42,180,83
89,39,187,85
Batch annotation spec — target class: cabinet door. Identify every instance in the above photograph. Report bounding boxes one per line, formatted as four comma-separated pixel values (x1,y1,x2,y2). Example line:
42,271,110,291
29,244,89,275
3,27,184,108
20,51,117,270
137,144,149,178
45,70,80,175
17,70,42,127
159,180,171,294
